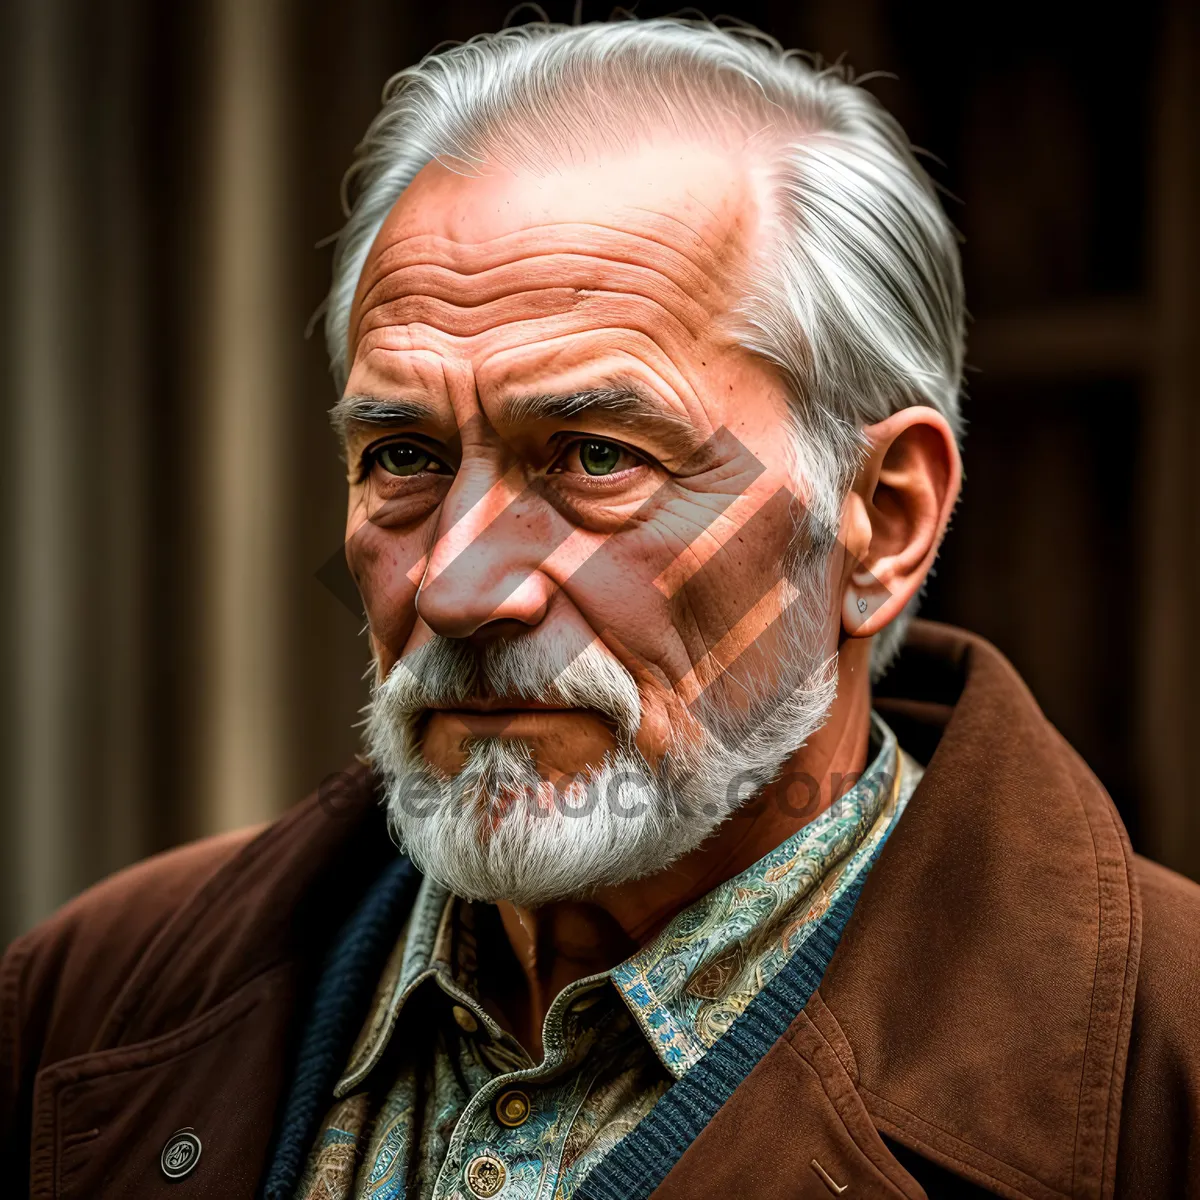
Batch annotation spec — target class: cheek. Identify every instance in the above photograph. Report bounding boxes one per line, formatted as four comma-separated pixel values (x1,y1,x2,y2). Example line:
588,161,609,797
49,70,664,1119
560,483,799,755
558,536,687,762
345,514,428,667
667,484,800,653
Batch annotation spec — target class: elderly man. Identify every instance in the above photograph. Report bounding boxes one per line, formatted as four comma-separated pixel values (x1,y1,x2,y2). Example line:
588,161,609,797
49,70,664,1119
3,17,1199,1200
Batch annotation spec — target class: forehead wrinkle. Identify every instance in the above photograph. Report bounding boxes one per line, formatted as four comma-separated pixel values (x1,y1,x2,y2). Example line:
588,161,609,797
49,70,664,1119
356,249,722,324
361,220,736,288
627,203,728,266
351,219,744,348
476,334,714,434
358,287,584,341
355,286,719,353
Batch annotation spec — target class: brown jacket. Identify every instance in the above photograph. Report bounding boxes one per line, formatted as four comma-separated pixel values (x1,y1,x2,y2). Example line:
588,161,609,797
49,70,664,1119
3,622,1199,1199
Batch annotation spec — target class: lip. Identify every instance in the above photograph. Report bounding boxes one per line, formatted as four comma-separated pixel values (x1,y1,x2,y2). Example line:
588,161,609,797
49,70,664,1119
423,706,590,738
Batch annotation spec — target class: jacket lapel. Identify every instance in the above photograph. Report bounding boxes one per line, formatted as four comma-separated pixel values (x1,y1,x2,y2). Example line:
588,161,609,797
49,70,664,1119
818,623,1141,1200
650,1005,927,1199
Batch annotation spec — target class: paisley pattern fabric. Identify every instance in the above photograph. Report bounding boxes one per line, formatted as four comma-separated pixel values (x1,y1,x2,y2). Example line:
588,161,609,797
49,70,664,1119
295,713,920,1200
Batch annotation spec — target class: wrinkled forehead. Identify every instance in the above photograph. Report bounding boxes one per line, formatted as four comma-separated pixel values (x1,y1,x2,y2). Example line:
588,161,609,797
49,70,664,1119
346,139,768,358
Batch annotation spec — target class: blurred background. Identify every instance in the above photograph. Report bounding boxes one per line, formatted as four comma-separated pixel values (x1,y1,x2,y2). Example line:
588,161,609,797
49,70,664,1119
1,0,1197,945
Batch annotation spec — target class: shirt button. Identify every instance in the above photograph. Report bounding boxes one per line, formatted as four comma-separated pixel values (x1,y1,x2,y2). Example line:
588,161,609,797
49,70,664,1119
452,1004,479,1033
160,1127,202,1180
494,1088,531,1127
464,1153,506,1197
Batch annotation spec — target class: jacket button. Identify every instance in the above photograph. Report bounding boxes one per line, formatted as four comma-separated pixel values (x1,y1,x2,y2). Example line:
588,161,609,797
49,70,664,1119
160,1128,203,1180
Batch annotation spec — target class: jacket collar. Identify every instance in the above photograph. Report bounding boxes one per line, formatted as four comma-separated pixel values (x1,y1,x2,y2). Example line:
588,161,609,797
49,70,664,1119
821,621,1141,1200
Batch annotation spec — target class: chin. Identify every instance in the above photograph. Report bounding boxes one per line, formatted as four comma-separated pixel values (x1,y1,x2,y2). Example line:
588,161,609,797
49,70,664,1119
381,740,723,908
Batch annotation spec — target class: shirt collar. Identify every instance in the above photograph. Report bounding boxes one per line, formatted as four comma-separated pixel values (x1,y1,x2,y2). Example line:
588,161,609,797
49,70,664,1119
336,712,912,1092
611,711,911,1076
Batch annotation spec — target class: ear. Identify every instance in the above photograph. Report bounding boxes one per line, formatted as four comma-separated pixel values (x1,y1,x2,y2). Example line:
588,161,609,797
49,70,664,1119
838,406,962,641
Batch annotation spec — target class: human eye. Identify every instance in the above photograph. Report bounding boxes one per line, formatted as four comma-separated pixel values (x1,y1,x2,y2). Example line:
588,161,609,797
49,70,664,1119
367,441,451,478
552,438,645,478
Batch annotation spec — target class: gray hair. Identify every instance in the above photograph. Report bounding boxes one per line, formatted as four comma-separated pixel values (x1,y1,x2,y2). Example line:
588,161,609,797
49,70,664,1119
325,17,965,678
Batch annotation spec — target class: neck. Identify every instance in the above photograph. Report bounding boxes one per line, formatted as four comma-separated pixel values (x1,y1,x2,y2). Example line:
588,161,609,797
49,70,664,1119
493,638,874,1056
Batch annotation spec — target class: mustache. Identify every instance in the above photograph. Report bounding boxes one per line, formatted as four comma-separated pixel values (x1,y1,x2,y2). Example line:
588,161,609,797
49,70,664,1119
376,634,643,744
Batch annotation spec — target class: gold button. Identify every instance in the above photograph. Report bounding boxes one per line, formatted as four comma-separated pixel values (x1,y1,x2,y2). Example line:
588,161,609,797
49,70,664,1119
464,1153,506,1198
452,1004,479,1033
494,1088,531,1127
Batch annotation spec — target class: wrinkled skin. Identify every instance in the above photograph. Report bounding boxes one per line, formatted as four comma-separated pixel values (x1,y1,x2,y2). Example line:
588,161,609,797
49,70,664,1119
339,139,960,1051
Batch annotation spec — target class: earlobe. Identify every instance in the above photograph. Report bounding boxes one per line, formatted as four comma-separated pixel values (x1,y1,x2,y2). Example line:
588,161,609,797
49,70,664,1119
841,561,894,638
839,405,961,642
844,587,873,634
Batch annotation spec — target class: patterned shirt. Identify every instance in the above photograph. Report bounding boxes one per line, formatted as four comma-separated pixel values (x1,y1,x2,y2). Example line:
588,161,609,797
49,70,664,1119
296,713,921,1200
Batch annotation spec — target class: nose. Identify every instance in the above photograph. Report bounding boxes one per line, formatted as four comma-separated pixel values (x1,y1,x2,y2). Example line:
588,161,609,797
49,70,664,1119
415,464,556,640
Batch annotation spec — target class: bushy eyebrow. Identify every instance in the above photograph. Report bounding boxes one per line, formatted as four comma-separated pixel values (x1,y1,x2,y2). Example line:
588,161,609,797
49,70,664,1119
329,394,437,442
329,383,707,462
498,384,702,457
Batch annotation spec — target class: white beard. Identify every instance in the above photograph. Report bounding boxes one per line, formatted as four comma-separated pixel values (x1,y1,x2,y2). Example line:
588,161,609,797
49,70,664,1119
366,568,838,908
